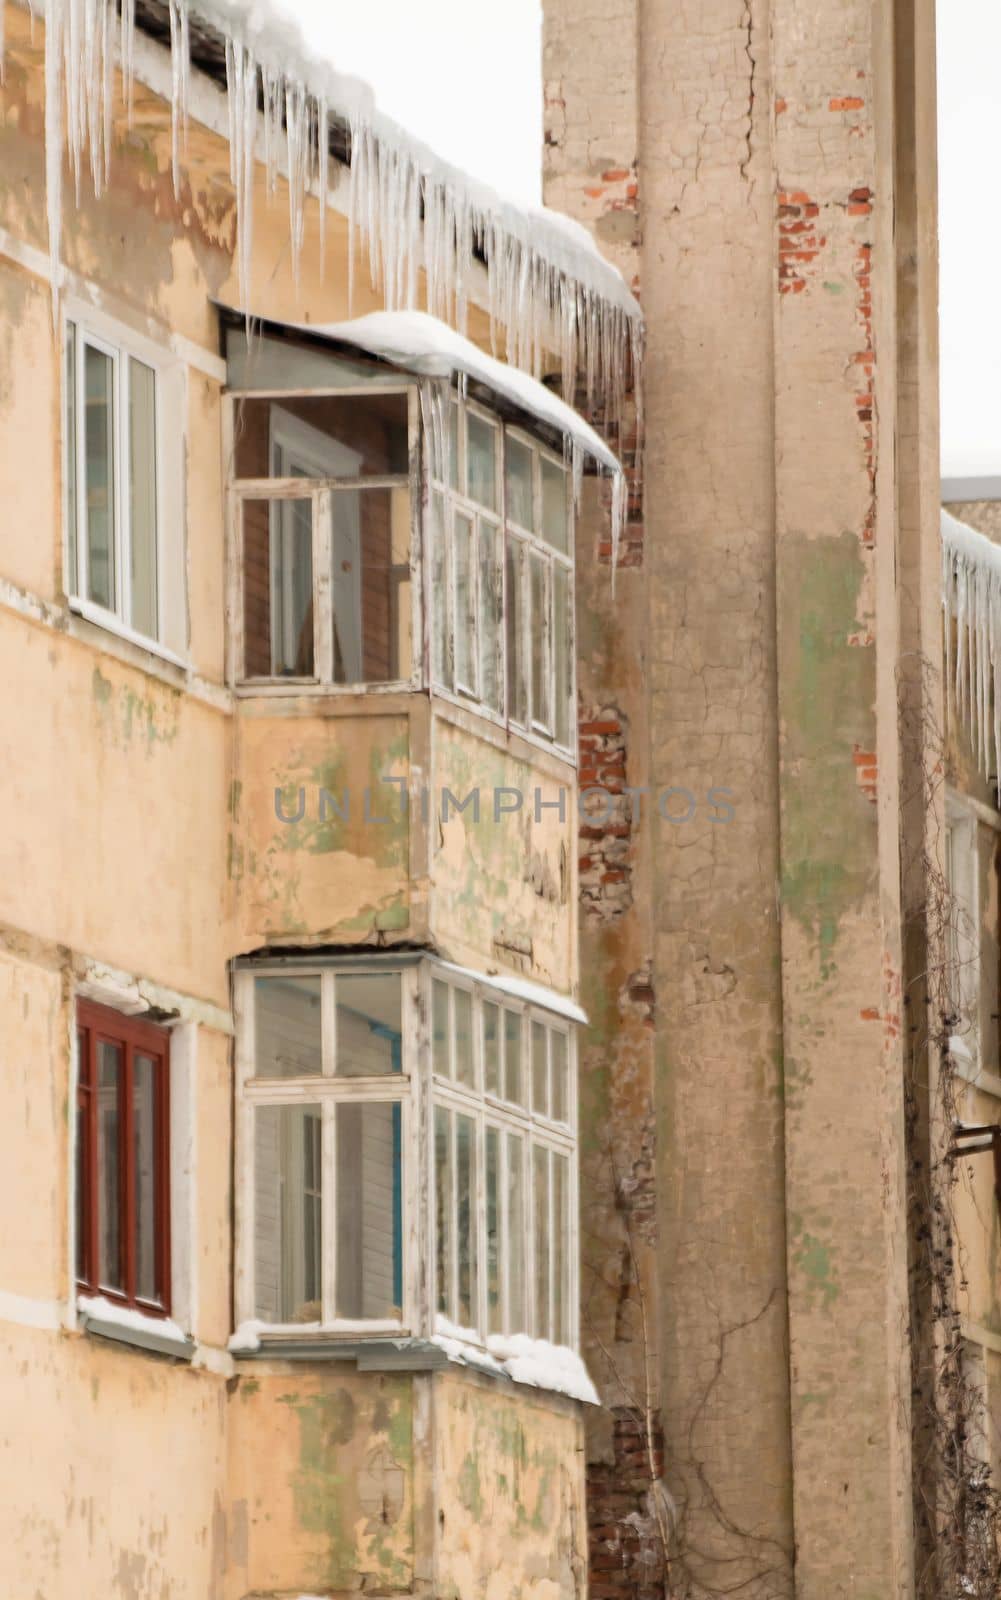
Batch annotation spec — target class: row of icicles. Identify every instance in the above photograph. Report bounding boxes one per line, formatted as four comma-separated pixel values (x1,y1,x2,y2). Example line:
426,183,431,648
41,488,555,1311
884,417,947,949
12,0,642,468
942,512,1001,788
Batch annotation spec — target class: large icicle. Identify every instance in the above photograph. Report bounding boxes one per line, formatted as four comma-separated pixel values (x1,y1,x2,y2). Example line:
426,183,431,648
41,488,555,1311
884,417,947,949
942,510,1001,785
29,0,643,461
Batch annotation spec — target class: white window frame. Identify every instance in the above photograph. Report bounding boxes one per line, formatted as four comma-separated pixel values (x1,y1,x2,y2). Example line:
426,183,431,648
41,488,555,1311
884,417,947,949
63,311,182,658
226,385,421,692
233,956,579,1352
429,394,576,759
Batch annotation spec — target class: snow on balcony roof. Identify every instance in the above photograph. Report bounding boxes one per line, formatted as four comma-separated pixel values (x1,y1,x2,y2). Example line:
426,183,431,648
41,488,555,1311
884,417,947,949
227,307,628,558
14,0,643,437
942,508,1001,782
284,311,623,476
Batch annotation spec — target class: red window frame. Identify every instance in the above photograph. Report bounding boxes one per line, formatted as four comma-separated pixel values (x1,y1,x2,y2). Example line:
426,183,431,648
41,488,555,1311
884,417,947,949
76,1000,171,1316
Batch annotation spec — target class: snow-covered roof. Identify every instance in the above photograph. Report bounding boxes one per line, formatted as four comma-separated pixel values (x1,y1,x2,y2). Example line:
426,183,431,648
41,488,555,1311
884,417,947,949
11,0,642,436
282,311,622,478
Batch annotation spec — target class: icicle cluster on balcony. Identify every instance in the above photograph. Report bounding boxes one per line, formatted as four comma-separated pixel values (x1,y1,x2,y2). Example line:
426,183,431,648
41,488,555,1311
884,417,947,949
11,0,643,447
942,510,1001,784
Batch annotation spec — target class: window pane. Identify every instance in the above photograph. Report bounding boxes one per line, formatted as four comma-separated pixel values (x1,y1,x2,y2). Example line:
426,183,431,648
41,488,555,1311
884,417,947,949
533,1144,550,1341
331,487,412,684
84,343,115,611
430,491,451,689
242,498,314,678
553,1152,571,1346
454,987,475,1089
449,399,459,490
505,435,534,530
133,1052,159,1304
435,1105,453,1318
554,564,572,749
507,1134,526,1333
432,979,451,1077
504,1009,523,1105
532,1020,548,1115
479,519,502,713
483,1001,500,1096
454,511,475,691
336,973,402,1076
551,1030,569,1125
506,539,526,725
75,1029,88,1283
530,554,552,730
234,393,409,478
336,1102,403,1320
129,358,158,639
456,1112,478,1328
96,1040,123,1292
254,976,322,1077
467,412,498,510
254,1104,323,1323
486,1126,502,1335
541,457,570,554
66,328,78,596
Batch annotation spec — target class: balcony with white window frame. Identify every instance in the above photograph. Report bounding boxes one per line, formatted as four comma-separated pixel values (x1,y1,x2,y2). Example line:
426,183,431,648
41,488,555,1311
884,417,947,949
232,954,581,1367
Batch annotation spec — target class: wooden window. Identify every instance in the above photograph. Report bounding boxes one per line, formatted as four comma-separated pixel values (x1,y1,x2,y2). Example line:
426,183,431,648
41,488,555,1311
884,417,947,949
75,1001,171,1315
429,397,575,754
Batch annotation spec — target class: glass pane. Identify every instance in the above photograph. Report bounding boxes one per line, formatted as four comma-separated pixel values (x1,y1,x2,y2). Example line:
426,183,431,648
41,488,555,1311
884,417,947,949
242,498,313,678
467,412,498,510
454,511,475,691
533,1144,550,1341
75,1030,88,1282
254,976,322,1078
505,435,534,530
336,973,402,1076
430,491,451,688
479,520,502,713
530,554,552,730
66,329,78,596
234,393,409,478
554,565,572,749
432,980,451,1077
541,457,570,554
553,1152,571,1346
456,1113,477,1329
486,1126,502,1335
454,987,474,1089
435,1106,452,1318
504,1009,523,1105
336,1102,403,1320
532,1020,548,1116
254,1104,323,1323
84,343,115,611
96,1040,123,1292
448,399,459,490
483,1001,501,1096
129,358,158,639
551,1030,569,1124
506,539,526,725
332,487,412,684
507,1134,526,1333
133,1052,159,1304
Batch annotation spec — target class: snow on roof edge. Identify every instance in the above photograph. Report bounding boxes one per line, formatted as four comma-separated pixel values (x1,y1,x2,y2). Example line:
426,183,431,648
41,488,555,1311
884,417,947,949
240,308,623,476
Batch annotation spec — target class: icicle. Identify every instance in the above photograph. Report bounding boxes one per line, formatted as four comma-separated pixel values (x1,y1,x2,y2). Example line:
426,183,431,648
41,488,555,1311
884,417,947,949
285,77,309,287
317,95,328,279
942,513,1001,785
225,39,258,316
168,0,190,198
120,0,135,117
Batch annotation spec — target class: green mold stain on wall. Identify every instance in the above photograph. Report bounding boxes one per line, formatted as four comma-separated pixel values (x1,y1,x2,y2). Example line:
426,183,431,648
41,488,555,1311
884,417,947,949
779,531,877,975
789,1213,841,1310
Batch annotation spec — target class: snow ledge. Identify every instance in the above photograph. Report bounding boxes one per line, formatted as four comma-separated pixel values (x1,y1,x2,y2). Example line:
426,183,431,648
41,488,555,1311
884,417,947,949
78,1294,194,1361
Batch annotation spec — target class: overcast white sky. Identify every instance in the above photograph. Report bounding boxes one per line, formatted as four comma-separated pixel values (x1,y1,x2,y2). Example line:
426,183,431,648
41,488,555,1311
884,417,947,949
291,0,543,206
291,0,987,481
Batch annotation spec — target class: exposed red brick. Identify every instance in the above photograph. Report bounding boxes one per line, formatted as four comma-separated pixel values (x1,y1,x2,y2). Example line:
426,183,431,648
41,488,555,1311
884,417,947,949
830,95,865,111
